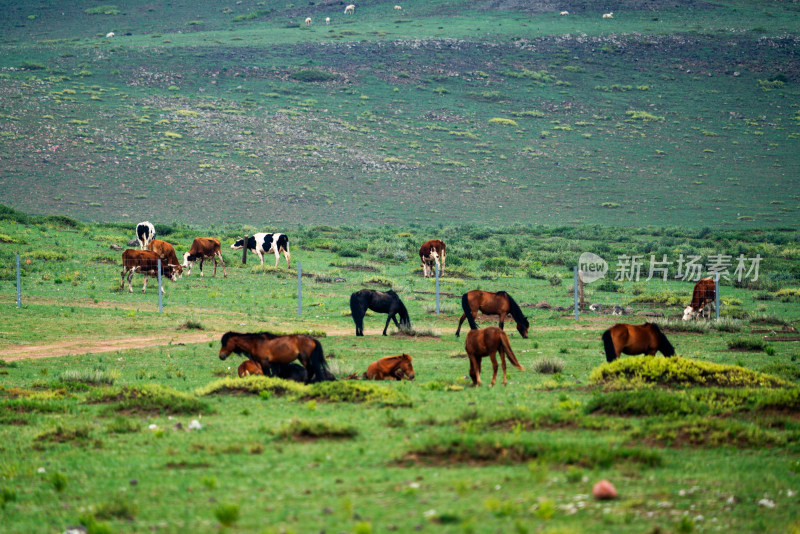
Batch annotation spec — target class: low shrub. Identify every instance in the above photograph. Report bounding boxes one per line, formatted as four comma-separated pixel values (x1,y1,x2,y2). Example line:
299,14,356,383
275,418,358,440
758,363,800,382
590,356,788,388
306,381,412,407
585,390,707,416
754,388,800,413
59,369,118,386
727,337,766,352
630,417,784,448
531,357,565,374
89,384,211,415
195,376,309,397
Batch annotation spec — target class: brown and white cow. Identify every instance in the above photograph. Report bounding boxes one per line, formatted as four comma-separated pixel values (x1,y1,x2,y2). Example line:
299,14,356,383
121,249,179,293
146,239,183,277
682,276,716,320
182,237,227,278
419,239,446,278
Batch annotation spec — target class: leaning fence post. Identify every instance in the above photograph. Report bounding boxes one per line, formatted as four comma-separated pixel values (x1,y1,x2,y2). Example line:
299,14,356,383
297,261,302,316
573,266,579,320
242,235,248,264
715,275,720,321
435,262,440,315
157,258,163,313
16,253,21,308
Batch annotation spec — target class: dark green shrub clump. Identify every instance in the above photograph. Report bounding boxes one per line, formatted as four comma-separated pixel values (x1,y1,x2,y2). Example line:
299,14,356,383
728,338,767,351
307,381,412,407
585,390,708,417
630,417,784,448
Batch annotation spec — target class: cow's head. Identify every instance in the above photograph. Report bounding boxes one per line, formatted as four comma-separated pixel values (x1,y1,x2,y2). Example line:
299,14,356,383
169,263,183,279
682,306,700,321
163,264,179,282
230,237,245,250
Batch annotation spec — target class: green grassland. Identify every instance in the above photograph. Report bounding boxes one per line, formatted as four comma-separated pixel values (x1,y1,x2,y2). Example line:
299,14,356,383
1,208,800,532
1,0,799,227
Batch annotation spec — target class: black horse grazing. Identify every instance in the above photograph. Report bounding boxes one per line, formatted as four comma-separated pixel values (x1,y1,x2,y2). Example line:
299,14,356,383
349,289,411,336
601,323,675,363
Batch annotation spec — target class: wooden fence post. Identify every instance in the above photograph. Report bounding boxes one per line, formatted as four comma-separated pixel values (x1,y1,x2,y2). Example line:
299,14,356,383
242,235,248,264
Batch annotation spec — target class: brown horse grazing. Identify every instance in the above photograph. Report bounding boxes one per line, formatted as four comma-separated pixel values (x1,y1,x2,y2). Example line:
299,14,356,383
364,354,415,381
219,331,334,383
456,290,530,338
465,327,524,387
238,360,264,377
602,323,675,363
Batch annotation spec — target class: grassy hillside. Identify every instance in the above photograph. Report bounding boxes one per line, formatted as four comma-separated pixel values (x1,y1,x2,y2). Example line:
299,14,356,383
1,0,799,227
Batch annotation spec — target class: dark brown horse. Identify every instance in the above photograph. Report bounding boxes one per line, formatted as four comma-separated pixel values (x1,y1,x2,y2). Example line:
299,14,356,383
219,331,334,383
456,290,530,338
349,289,410,336
364,354,415,381
601,323,675,363
465,326,524,387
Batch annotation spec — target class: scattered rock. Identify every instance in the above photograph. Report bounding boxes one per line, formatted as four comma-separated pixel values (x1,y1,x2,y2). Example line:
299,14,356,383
110,244,122,251
589,303,602,312
534,301,551,309
592,480,618,500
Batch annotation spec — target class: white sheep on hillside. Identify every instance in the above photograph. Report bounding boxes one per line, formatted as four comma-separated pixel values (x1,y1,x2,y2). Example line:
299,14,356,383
326,17,330,24
602,12,613,18
344,4,355,14
106,32,115,37
394,5,402,10
560,10,569,15
305,17,312,26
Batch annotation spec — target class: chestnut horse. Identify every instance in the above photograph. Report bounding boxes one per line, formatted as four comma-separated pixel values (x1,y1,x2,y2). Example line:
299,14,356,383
465,326,524,387
364,354,415,381
456,290,529,338
601,323,675,363
219,331,333,383
238,360,264,377
349,289,410,336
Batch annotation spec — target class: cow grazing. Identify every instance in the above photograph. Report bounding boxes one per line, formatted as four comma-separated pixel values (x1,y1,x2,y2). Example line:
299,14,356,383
146,239,183,277
344,4,355,14
136,221,156,250
121,249,178,293
419,239,446,278
182,237,227,278
683,277,716,320
238,360,264,377
394,5,402,10
560,10,569,15
231,233,291,268
305,16,312,26
602,12,613,18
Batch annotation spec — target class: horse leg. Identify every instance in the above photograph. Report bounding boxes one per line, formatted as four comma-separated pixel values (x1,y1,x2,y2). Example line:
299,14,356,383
498,311,506,330
382,314,393,336
469,356,482,386
499,348,508,386
489,352,499,387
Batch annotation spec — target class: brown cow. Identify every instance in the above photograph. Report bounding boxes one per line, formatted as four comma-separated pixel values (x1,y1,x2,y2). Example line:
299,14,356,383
182,237,227,278
146,239,183,277
120,249,179,293
364,354,415,381
238,360,264,377
682,277,716,320
419,239,446,278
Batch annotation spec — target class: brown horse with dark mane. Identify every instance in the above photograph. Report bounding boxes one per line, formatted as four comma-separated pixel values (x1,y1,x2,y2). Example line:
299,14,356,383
602,323,675,363
364,354,415,381
456,290,530,338
465,326,524,387
219,331,334,383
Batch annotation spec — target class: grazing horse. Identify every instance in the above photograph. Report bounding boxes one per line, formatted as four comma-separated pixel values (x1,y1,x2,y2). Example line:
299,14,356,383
456,290,529,338
365,354,415,381
219,331,333,383
682,277,716,321
238,360,264,377
465,327,524,387
349,289,411,336
601,323,675,363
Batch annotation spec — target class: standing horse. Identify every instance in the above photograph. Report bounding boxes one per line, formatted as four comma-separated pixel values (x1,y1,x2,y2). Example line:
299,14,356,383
364,354,415,381
465,327,524,387
455,290,529,338
349,289,411,336
218,331,333,383
601,323,675,363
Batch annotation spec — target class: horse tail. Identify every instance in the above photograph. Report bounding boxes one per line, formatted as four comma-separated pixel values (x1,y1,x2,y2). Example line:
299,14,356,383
462,292,478,330
500,331,524,370
308,339,333,382
349,292,364,334
602,328,617,363
500,291,529,331
652,323,675,357
397,297,411,329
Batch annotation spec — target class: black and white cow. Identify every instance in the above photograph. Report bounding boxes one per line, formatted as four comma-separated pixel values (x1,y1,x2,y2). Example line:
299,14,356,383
231,233,291,268
136,221,156,250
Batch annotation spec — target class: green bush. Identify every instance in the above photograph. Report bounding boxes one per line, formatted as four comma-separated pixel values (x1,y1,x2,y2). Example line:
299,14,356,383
306,381,412,407
195,376,309,397
275,418,358,440
590,356,788,388
631,417,784,448
89,384,211,415
585,390,707,416
727,337,766,352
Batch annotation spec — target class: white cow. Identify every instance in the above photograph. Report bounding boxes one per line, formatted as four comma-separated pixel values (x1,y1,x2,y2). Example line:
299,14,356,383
560,11,569,16
135,221,156,250
305,17,312,26
344,4,355,14
603,12,613,18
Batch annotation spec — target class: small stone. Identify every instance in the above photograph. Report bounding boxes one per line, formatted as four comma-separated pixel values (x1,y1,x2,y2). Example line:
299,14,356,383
129,479,138,486
592,480,618,500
